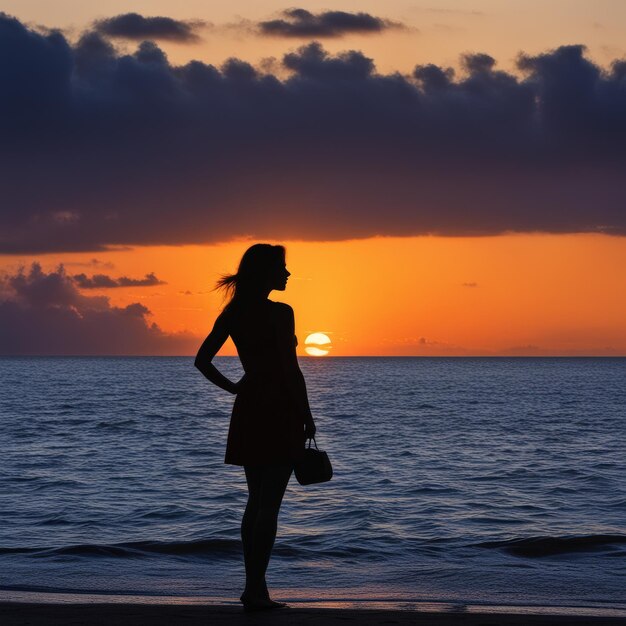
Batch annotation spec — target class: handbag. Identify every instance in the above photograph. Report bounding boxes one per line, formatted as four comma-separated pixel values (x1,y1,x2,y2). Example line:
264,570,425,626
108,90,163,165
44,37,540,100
294,437,333,485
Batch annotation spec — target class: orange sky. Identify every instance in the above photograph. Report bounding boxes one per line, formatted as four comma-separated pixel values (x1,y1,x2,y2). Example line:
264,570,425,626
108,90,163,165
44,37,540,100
2,5,626,356
3,233,625,356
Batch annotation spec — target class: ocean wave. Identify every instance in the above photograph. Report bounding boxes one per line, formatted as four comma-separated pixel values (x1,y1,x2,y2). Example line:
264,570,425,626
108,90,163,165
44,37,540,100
0,537,390,561
96,419,138,429
476,534,626,557
0,538,243,559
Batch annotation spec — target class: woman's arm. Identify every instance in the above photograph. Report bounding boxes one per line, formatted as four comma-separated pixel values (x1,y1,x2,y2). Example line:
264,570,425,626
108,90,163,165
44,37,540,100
194,311,244,394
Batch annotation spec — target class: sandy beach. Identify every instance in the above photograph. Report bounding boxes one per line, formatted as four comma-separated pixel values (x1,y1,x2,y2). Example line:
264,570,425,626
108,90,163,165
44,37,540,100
2,603,626,625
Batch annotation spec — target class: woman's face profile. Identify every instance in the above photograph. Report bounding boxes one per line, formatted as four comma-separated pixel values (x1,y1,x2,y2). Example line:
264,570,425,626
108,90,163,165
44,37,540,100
270,264,291,291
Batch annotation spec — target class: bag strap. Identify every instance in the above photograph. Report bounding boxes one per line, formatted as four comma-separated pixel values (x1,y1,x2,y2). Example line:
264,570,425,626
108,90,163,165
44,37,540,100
306,437,319,450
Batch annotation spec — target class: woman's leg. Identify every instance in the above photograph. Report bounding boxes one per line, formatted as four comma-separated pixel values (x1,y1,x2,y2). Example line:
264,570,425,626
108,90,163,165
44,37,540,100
241,467,262,595
241,463,292,604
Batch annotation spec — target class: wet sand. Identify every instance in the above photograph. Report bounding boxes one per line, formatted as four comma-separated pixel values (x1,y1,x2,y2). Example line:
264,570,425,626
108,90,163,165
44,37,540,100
1,603,625,625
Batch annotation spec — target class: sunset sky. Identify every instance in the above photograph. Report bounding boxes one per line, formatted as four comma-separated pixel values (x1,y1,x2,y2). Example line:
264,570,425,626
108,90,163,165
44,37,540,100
1,1,625,356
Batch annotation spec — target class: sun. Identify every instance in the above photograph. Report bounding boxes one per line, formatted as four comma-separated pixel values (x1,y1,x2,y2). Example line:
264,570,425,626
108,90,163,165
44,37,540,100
304,332,332,356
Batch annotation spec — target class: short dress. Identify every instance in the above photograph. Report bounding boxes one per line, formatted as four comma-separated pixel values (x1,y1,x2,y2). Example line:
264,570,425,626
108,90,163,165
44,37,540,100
223,300,306,467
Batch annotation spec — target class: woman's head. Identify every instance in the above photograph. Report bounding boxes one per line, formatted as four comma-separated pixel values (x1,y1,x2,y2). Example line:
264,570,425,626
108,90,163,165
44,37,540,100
215,244,290,309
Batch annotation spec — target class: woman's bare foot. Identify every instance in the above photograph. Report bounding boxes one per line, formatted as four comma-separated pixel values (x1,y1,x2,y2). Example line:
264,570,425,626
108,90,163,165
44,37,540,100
240,592,287,611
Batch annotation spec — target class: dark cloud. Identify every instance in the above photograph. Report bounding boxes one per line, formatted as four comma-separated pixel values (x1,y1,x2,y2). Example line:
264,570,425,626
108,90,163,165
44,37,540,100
461,52,496,74
1,13,626,255
67,258,116,270
72,271,165,288
93,13,205,42
0,263,198,355
258,9,402,38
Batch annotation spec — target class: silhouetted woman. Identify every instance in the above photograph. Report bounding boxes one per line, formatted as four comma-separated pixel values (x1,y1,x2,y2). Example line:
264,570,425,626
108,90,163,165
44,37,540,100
194,243,316,611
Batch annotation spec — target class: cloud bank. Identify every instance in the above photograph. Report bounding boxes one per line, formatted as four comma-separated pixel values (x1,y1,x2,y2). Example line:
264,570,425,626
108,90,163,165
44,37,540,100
0,263,197,355
72,272,165,288
93,13,204,42
1,13,626,254
258,9,401,38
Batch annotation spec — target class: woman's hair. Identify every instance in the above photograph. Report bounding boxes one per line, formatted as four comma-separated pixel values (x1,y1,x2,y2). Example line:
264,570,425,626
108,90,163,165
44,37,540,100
215,243,286,312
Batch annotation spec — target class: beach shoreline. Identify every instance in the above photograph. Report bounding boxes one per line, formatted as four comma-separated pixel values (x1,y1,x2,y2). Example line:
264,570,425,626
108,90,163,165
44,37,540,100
1,601,626,626
2,590,626,625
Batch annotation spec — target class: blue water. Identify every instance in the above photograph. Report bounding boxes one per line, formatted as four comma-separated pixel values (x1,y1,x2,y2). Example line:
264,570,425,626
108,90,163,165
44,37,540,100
0,357,625,608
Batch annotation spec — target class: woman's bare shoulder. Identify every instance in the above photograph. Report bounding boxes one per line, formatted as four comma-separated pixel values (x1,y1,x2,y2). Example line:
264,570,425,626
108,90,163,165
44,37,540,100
269,301,295,329
270,301,293,313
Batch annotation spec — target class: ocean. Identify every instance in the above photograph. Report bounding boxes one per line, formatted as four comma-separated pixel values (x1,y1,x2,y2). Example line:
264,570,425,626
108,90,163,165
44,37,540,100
0,357,625,610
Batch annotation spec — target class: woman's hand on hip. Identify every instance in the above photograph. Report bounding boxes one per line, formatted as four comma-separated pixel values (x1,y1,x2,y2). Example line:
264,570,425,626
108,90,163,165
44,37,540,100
233,373,249,395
